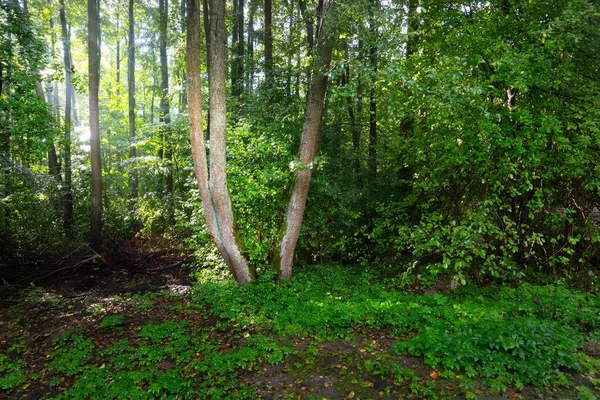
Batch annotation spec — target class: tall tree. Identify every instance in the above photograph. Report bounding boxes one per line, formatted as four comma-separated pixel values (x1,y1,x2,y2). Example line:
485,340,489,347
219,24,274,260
187,0,252,285
128,0,137,200
263,0,272,84
59,0,74,237
237,0,244,96
88,0,103,248
247,0,255,91
274,0,336,280
159,0,173,198
47,16,60,181
367,0,378,181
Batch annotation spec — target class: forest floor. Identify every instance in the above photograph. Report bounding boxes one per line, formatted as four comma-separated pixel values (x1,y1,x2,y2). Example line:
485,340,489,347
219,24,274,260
1,241,599,399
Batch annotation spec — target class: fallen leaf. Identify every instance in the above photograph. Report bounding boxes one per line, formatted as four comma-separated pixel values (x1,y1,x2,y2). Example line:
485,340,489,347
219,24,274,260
348,391,355,399
429,370,439,380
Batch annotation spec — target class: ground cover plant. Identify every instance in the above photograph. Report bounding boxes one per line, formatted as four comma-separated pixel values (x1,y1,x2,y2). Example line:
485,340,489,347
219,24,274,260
1,262,599,399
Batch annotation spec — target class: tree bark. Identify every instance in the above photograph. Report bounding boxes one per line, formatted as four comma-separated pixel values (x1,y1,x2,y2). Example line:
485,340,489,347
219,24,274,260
59,0,74,237
202,0,211,137
187,0,252,285
128,0,137,200
88,0,103,249
275,0,335,280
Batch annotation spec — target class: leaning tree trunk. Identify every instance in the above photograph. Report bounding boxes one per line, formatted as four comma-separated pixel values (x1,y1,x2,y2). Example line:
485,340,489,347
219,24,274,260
88,0,103,249
186,0,252,285
274,0,335,280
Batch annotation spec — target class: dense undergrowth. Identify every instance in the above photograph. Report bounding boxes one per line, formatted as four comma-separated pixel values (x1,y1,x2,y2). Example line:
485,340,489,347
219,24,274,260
1,264,599,399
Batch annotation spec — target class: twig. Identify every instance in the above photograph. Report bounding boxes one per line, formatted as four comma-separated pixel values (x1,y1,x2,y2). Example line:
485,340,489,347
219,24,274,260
145,258,190,272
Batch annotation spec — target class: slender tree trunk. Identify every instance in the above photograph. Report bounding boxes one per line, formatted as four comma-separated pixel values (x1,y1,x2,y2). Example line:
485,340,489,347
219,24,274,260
59,0,74,237
159,0,173,199
264,0,272,84
231,0,238,96
88,0,102,249
342,49,360,180
47,16,60,181
275,0,335,280
180,0,187,109
128,0,137,200
187,0,252,285
298,0,313,51
285,0,293,98
237,0,244,98
368,0,378,181
247,0,255,92
116,11,120,90
202,0,211,137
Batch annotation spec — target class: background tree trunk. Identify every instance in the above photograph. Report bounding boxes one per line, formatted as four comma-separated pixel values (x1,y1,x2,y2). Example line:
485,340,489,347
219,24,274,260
59,0,74,237
88,0,103,249
128,0,137,201
368,0,378,182
159,0,174,208
264,0,272,84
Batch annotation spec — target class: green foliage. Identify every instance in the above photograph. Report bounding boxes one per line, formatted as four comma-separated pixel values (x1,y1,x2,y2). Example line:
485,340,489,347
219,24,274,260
364,0,600,283
193,265,599,389
397,318,581,389
48,332,95,376
99,314,125,329
0,343,26,391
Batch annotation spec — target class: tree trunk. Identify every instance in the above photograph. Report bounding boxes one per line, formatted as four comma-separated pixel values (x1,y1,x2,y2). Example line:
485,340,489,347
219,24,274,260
275,0,335,280
298,0,313,51
47,16,60,181
285,0,293,98
159,0,173,200
59,0,74,237
237,0,244,97
368,0,378,181
88,0,103,249
247,0,255,92
187,0,252,285
180,0,187,109
264,0,272,84
202,0,211,137
342,49,361,180
231,0,238,96
128,0,137,200
116,11,120,91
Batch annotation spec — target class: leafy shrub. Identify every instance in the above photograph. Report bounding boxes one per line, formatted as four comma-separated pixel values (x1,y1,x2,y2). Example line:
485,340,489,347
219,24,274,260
396,318,582,389
99,314,125,329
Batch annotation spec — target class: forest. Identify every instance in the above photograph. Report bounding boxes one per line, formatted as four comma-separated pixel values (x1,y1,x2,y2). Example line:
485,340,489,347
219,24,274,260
1,0,599,398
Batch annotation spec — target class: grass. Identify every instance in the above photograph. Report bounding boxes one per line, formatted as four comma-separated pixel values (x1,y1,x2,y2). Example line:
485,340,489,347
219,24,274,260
0,264,599,399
